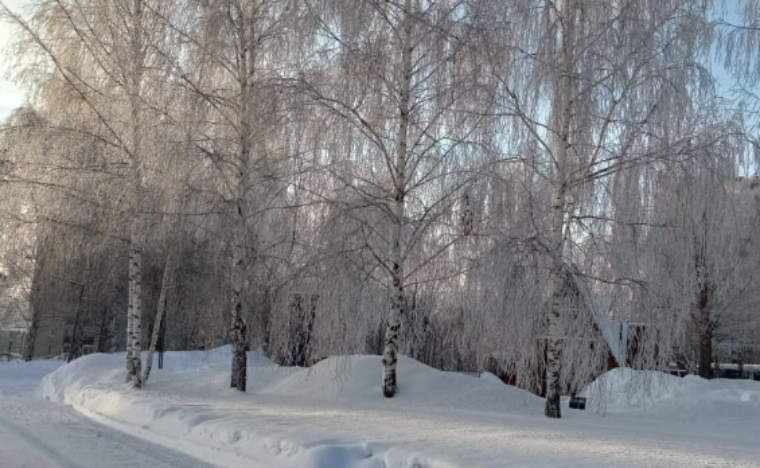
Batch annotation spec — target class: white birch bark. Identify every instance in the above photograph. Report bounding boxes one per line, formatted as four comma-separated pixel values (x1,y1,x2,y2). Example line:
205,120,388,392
544,0,578,419
127,245,143,387
126,247,135,382
230,198,248,391
125,0,145,389
229,1,255,392
381,0,413,399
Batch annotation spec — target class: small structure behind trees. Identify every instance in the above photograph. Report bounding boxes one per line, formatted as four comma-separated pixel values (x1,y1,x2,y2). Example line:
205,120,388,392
1,0,759,422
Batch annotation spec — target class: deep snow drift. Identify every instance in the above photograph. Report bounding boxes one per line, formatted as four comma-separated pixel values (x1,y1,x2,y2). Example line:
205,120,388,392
262,354,539,412
34,348,760,468
584,367,760,431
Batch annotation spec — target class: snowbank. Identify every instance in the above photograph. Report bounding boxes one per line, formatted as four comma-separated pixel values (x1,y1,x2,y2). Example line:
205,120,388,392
584,368,760,430
37,349,539,468
34,350,760,468
262,355,539,412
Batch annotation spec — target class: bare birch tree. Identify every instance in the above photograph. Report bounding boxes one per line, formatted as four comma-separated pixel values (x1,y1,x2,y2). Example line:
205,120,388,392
481,0,715,417
301,0,496,397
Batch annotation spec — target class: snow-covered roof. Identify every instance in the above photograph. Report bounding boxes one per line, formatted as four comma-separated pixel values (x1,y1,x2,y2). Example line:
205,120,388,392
567,264,627,367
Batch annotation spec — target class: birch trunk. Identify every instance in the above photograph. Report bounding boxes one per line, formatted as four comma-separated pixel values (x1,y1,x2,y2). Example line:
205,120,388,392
544,0,578,419
126,247,135,382
125,0,145,389
127,245,143,387
230,196,248,391
229,2,253,392
144,255,172,383
381,0,413,399
544,265,565,418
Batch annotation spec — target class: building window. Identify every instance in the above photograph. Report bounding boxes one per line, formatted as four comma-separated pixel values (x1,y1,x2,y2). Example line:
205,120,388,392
49,327,56,337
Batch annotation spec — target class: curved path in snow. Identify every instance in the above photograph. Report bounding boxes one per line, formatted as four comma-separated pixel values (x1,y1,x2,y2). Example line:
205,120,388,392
0,362,216,468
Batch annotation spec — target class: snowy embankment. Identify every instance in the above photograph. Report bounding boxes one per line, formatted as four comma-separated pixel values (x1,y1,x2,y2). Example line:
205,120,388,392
37,349,760,468
584,367,760,430
38,348,536,468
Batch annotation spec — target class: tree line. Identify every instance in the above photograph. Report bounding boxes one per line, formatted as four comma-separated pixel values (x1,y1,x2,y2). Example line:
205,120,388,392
1,0,759,419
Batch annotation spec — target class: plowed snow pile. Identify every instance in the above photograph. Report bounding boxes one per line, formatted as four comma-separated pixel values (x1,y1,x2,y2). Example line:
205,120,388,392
262,355,536,411
584,368,760,430
33,349,760,468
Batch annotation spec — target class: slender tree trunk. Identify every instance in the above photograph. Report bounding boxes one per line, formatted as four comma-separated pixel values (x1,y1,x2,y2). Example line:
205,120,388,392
24,252,44,361
23,307,39,362
98,306,109,353
544,266,565,418
382,250,405,397
696,279,713,379
125,0,145,389
382,0,413,399
230,208,248,390
544,0,578,419
109,304,116,354
127,244,143,387
698,324,713,379
144,255,172,383
67,284,84,363
228,173,248,388
126,248,135,382
228,2,256,392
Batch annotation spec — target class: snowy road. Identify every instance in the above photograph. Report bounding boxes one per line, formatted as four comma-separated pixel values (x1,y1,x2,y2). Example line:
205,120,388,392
6,353,760,468
0,362,216,468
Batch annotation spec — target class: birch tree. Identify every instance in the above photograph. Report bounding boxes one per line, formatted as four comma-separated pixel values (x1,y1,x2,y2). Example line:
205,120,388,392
1,0,177,385
302,0,495,397
643,126,760,378
482,0,715,417
3,0,758,415
153,0,304,391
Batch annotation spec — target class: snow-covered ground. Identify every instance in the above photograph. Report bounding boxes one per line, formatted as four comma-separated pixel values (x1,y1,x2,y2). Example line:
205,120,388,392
0,348,760,468
0,359,216,468
4,349,760,467
584,367,760,430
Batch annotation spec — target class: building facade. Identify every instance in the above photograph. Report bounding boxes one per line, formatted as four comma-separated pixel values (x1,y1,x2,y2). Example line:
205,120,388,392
0,327,27,357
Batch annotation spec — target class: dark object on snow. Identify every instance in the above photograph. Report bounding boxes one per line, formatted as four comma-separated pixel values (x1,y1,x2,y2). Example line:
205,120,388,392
569,396,587,410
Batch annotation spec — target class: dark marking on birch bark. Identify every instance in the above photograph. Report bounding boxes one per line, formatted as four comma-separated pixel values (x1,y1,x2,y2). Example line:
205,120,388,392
230,314,248,392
